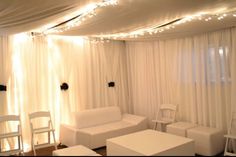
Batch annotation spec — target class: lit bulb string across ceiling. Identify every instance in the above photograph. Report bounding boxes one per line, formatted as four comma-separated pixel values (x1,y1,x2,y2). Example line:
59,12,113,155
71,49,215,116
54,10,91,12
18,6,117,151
86,19,182,43
39,0,118,35
92,9,236,40
32,0,236,41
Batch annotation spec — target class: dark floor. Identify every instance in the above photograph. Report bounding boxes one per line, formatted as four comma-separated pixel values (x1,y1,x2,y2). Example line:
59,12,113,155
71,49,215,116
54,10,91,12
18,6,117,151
22,144,223,156
23,145,106,156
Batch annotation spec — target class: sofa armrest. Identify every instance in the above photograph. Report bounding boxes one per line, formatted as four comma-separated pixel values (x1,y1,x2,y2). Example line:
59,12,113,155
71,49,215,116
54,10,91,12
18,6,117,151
60,124,93,148
122,113,147,125
60,124,79,146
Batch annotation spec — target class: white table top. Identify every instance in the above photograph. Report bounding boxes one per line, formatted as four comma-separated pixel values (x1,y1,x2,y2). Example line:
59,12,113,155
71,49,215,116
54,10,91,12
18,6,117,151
53,145,99,156
107,129,194,156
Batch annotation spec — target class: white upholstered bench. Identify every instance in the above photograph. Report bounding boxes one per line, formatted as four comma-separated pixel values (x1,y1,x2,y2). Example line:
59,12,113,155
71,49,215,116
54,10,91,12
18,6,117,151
52,145,100,156
187,126,224,156
166,122,197,137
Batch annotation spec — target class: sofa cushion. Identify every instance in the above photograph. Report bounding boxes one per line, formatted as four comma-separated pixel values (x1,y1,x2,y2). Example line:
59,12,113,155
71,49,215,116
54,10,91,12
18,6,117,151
78,121,140,148
79,121,133,135
74,106,122,129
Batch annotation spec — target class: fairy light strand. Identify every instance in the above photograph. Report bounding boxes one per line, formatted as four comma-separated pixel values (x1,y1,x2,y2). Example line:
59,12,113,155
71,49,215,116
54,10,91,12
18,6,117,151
93,10,236,40
40,0,118,35
33,2,236,42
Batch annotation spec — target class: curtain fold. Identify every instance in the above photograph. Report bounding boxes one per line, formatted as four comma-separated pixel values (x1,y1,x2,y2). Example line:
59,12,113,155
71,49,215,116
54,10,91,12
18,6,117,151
126,27,235,130
0,36,11,116
231,29,236,113
0,35,15,150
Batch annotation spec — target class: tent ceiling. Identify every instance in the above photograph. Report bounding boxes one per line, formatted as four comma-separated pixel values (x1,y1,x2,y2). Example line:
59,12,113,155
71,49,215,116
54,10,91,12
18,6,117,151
0,0,98,35
1,0,236,40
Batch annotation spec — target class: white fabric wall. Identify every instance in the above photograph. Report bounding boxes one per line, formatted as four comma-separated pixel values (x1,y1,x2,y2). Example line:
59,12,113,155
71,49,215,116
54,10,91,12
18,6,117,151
1,27,236,151
0,36,14,150
0,34,129,151
126,28,236,131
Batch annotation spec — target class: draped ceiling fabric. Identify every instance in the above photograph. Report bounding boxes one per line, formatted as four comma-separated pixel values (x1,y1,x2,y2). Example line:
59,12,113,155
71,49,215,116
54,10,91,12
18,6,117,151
1,0,236,38
61,0,236,38
0,0,98,35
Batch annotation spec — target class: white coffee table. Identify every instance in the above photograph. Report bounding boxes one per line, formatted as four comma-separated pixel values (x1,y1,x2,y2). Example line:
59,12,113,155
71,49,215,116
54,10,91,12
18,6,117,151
107,129,194,156
52,145,100,156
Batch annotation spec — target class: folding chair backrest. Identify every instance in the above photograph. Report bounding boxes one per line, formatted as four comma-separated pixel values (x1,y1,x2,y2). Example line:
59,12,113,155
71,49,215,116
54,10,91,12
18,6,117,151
29,111,51,119
29,111,52,130
0,115,20,123
0,115,21,133
158,104,178,122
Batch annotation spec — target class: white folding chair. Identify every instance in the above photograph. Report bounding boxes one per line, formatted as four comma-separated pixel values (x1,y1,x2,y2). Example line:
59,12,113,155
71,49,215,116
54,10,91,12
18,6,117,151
152,104,178,132
28,111,57,156
0,115,24,156
224,112,236,156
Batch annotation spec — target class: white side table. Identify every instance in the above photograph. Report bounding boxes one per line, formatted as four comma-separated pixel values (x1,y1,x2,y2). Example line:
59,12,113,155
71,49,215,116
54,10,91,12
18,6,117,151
167,122,197,137
187,126,224,156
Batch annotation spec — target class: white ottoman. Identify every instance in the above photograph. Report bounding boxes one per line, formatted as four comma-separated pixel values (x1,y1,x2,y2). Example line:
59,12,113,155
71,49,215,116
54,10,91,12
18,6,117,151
52,145,100,156
166,122,197,137
187,126,224,156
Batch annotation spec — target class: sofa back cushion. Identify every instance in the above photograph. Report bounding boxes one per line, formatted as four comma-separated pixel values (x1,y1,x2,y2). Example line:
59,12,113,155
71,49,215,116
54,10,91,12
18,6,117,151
74,106,122,129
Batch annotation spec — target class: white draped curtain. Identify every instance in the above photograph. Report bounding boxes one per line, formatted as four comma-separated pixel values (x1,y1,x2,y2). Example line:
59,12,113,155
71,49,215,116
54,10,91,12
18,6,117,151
1,27,236,152
0,36,14,150
126,27,236,131
0,34,128,151
0,36,11,116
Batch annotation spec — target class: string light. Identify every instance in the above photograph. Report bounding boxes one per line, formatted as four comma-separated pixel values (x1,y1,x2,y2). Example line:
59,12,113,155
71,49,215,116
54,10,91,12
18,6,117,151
32,2,236,42
36,0,118,35
93,10,236,40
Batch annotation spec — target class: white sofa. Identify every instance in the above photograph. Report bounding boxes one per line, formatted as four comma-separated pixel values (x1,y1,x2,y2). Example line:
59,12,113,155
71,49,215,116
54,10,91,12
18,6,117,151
60,106,147,149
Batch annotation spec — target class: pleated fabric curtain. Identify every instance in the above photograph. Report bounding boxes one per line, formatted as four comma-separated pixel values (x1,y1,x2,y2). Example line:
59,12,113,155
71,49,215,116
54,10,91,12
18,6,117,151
126,27,236,131
231,29,236,113
1,27,236,151
0,34,128,151
0,35,15,151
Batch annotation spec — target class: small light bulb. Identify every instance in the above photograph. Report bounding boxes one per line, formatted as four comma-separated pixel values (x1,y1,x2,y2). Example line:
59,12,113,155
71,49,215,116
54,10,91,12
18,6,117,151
198,17,202,20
